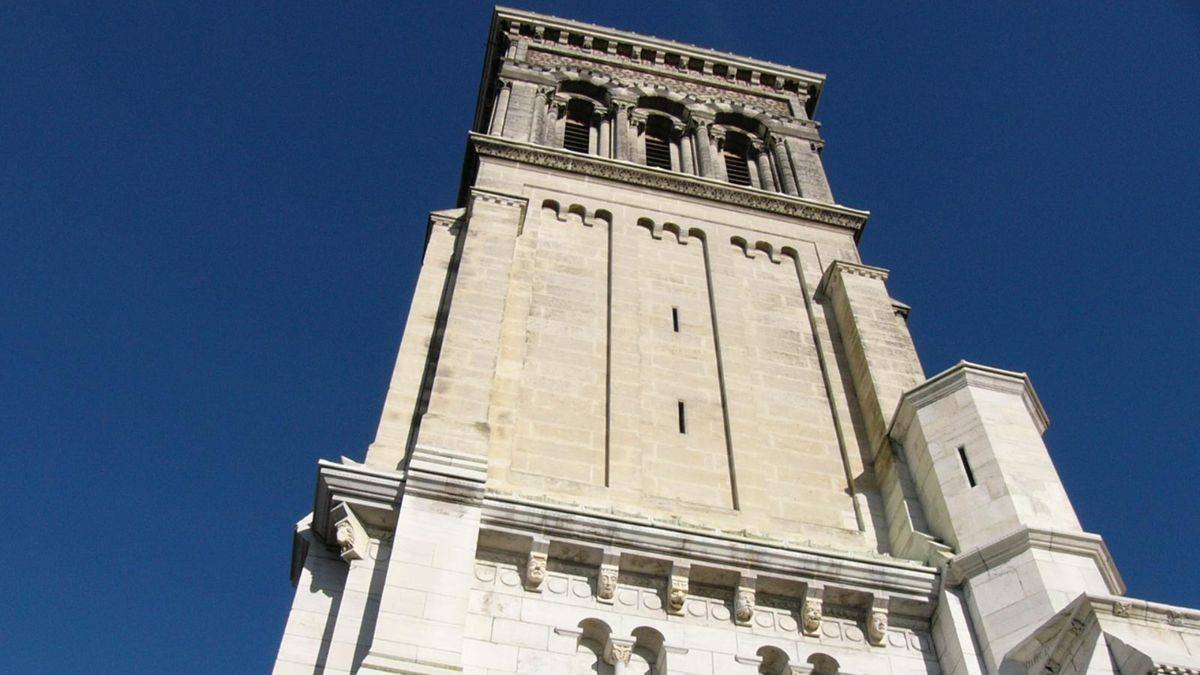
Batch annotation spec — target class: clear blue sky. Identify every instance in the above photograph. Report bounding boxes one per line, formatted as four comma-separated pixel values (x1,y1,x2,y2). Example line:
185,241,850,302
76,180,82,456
1,2,1196,672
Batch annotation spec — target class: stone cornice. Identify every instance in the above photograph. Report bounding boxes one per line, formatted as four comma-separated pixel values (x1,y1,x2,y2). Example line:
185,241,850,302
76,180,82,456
944,526,1125,595
493,7,826,100
480,492,939,606
470,133,869,236
312,459,405,545
815,260,890,300
891,361,1051,439
1007,593,1200,674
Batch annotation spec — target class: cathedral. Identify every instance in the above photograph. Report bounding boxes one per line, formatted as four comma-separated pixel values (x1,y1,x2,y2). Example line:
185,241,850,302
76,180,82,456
272,8,1199,674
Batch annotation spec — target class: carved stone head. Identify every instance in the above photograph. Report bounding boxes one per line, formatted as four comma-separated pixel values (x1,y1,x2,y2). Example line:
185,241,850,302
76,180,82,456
668,580,687,612
802,599,823,635
867,610,888,646
334,521,356,554
597,567,617,600
735,588,755,623
526,554,547,587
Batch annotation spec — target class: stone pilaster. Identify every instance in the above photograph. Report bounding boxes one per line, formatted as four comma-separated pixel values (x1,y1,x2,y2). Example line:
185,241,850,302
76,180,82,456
412,189,527,459
365,211,461,469
817,261,925,459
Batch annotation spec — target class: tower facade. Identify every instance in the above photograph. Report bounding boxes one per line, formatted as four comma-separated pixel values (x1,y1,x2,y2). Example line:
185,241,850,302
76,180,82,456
273,9,1200,674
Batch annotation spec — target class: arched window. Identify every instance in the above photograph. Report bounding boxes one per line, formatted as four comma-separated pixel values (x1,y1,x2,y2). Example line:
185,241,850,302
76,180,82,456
723,132,753,186
644,115,673,170
563,98,594,154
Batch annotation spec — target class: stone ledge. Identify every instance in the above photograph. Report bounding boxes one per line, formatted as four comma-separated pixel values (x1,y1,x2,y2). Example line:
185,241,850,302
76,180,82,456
944,526,1125,595
469,132,870,236
479,493,939,606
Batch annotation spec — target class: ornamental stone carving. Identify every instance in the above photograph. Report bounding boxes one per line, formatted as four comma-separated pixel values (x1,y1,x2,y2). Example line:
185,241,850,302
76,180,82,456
1113,601,1132,617
604,638,633,666
335,521,356,555
597,564,618,603
867,610,888,646
735,587,756,624
525,551,548,592
803,598,823,635
668,575,689,615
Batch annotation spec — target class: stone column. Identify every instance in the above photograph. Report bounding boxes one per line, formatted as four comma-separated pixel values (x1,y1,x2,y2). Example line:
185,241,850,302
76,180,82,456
630,110,647,165
668,126,681,170
770,134,799,195
753,139,776,191
709,125,727,181
691,116,714,177
612,100,633,160
488,79,511,135
679,131,695,174
598,113,611,158
589,109,601,155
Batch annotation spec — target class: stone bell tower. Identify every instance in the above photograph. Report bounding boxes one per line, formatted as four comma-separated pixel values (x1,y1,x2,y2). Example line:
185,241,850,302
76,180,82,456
272,8,1200,674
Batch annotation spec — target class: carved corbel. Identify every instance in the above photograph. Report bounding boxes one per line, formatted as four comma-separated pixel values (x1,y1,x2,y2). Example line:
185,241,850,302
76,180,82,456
330,502,369,562
604,637,633,666
597,551,619,604
668,562,690,615
734,574,756,625
867,595,889,647
802,584,824,636
524,539,549,592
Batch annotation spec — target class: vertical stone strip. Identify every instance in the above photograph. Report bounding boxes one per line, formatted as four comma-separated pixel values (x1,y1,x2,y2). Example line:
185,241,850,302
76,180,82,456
603,209,614,486
696,229,739,510
783,246,865,531
412,189,527,460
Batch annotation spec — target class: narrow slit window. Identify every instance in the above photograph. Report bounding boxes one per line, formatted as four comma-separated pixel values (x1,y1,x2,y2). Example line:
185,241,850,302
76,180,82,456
671,306,679,332
958,445,977,487
677,401,686,434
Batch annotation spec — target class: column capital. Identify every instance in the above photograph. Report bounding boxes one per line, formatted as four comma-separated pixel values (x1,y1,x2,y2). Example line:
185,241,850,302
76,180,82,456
603,637,633,666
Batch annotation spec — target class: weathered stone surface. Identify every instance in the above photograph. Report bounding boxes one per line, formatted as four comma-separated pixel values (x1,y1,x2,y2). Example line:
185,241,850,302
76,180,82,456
272,8,1200,675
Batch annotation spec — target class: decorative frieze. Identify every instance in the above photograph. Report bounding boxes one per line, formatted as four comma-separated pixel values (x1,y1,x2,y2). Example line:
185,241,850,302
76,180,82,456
471,133,869,234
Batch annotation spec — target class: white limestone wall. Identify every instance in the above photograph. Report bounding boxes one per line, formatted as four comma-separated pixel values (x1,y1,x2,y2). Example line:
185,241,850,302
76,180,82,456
471,157,885,555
